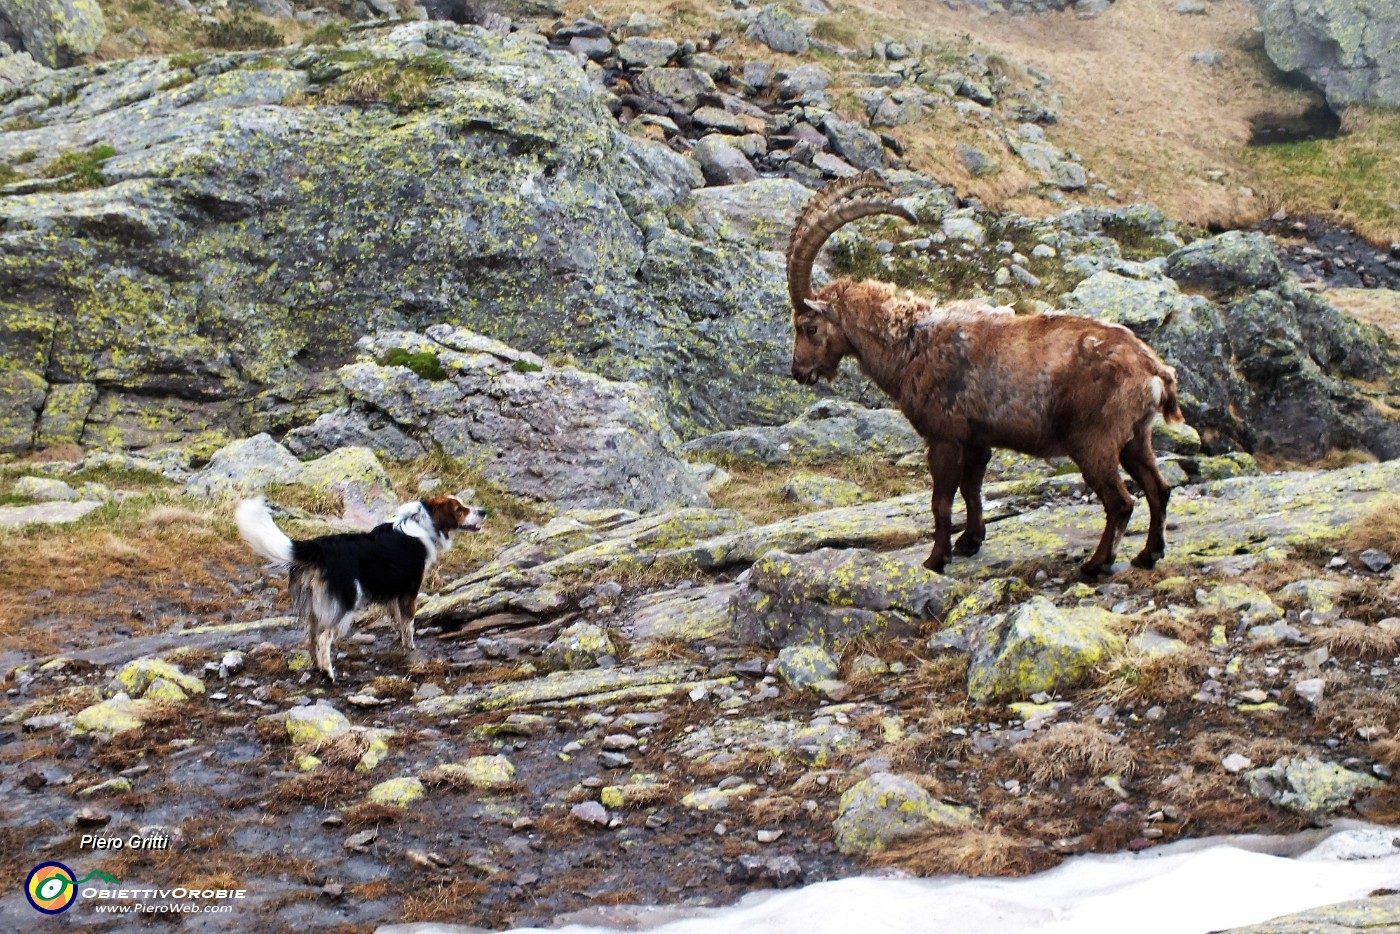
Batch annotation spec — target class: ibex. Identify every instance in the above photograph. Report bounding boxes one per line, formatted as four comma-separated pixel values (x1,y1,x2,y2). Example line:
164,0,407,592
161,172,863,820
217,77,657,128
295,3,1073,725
785,172,1183,576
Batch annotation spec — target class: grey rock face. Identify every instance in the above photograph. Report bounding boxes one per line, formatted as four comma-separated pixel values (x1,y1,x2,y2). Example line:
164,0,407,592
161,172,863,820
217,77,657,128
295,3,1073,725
0,0,104,67
1259,0,1400,110
296,326,710,513
683,400,923,466
692,136,759,186
0,24,823,453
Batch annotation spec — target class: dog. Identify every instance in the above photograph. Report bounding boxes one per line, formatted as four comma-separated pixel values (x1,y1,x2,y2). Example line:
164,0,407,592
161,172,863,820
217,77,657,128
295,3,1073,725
235,495,484,681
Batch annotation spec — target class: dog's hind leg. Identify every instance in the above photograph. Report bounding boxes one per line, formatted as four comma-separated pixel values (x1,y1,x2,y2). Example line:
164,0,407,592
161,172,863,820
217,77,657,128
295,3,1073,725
391,594,417,650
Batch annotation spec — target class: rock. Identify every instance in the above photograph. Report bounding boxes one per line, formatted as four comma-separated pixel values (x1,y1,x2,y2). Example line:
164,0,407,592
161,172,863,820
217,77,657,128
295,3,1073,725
774,644,839,689
0,499,103,528
673,714,862,768
600,773,667,808
746,4,809,54
821,114,885,171
285,702,352,746
185,434,303,499
112,657,205,700
966,597,1124,704
683,400,922,466
693,136,759,186
70,693,147,736
354,731,391,773
1293,678,1324,706
1259,0,1400,110
1359,548,1392,573
1008,134,1085,190
0,0,105,67
778,63,830,99
1199,583,1283,626
1222,894,1400,934
294,447,398,523
832,772,972,854
634,65,716,110
570,801,610,825
325,327,709,513
12,476,78,501
733,548,957,648
691,106,749,135
956,143,997,177
413,662,711,716
616,36,677,69
425,755,515,790
284,410,425,462
684,178,812,252
1278,579,1345,622
1165,231,1285,295
1222,753,1255,774
542,622,617,671
780,472,871,507
1244,757,1383,822
682,783,757,810
366,777,425,808
76,777,132,797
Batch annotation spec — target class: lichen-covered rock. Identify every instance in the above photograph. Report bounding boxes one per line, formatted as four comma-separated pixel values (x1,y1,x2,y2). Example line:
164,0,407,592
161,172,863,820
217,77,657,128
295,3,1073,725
627,585,739,644
1259,0,1400,110
352,730,391,774
426,755,516,790
832,772,973,854
681,784,757,810
185,434,303,499
1165,231,1285,295
0,23,827,453
12,476,77,501
683,400,923,467
285,702,352,746
112,657,204,700
70,693,147,736
1198,583,1283,626
774,644,839,689
413,662,716,716
542,622,617,671
1244,757,1383,822
966,597,1124,704
745,4,809,55
301,327,709,513
0,0,105,68
0,499,102,528
1277,579,1346,623
366,776,426,808
294,446,398,520
732,548,956,648
692,135,758,186
684,179,811,252
781,472,872,507
671,714,863,768
600,773,667,808
1222,894,1400,934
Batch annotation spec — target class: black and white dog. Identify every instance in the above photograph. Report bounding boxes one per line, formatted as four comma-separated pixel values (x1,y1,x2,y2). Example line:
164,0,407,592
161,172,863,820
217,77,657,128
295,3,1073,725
236,495,484,681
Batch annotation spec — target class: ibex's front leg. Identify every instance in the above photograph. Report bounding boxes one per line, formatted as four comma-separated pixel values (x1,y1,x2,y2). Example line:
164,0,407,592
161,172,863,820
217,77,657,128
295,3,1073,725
924,443,964,573
1077,450,1134,577
954,444,991,556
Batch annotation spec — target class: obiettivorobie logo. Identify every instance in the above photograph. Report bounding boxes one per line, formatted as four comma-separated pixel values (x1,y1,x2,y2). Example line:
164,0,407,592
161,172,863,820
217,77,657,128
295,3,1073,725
25,862,121,914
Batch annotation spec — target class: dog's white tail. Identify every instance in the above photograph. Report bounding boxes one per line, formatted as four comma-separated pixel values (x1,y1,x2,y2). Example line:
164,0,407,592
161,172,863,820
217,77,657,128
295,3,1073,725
235,497,294,564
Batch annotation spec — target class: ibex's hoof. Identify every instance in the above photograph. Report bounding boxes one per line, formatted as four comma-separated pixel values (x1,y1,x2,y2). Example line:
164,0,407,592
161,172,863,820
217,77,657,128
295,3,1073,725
923,553,949,573
953,536,983,557
1078,561,1111,579
1130,550,1162,570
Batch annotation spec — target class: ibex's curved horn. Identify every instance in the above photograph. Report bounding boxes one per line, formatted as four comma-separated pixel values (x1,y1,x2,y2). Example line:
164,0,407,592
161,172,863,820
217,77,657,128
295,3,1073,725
786,190,917,314
788,170,893,249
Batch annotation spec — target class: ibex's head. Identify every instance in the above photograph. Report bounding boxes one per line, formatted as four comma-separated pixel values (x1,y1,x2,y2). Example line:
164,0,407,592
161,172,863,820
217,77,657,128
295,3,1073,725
784,172,916,385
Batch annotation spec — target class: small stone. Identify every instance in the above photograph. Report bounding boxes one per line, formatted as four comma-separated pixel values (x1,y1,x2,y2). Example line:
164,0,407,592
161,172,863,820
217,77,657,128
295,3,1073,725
1222,753,1254,773
570,801,610,826
344,829,378,852
1360,549,1392,573
757,829,783,843
599,751,632,769
602,733,638,750
1293,678,1325,706
1237,689,1269,704
73,807,110,826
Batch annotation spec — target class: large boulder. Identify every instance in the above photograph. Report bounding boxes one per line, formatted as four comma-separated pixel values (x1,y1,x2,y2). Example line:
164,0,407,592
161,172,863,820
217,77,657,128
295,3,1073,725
965,597,1124,704
1063,233,1400,459
0,23,820,454
0,0,104,68
1259,0,1400,110
832,772,973,854
290,325,709,512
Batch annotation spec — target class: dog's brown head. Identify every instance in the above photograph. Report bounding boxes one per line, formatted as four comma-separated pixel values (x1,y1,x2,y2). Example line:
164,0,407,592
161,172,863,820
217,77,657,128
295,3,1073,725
423,495,485,534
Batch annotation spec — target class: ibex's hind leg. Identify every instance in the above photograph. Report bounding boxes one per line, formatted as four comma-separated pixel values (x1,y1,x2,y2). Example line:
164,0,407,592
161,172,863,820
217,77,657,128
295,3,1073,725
391,594,417,650
954,445,992,556
1077,452,1134,577
924,443,964,573
1119,425,1171,568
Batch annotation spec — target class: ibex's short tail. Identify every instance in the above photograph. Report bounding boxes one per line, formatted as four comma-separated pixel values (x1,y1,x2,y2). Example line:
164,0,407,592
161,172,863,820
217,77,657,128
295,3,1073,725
1155,366,1185,424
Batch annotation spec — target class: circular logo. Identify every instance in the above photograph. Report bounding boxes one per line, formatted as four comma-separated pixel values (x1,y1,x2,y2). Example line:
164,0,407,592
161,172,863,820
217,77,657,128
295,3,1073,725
26,862,78,914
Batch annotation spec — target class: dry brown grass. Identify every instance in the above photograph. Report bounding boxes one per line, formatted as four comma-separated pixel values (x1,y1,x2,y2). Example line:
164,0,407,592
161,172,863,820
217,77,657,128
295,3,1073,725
341,802,413,829
703,457,924,526
1094,643,1210,704
1011,722,1135,784
745,793,810,825
1318,683,1400,738
1373,737,1400,770
268,770,371,812
1324,289,1400,345
399,879,490,924
1344,497,1400,558
1187,730,1302,771
1314,622,1400,661
872,825,1058,877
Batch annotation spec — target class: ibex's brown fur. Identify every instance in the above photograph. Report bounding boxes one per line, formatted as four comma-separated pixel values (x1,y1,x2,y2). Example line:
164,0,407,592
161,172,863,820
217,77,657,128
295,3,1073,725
785,172,1184,576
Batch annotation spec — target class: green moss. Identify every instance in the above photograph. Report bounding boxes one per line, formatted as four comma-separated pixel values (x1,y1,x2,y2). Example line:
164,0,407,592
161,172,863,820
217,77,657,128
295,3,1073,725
511,358,543,373
379,347,448,381
0,165,21,186
169,52,212,70
315,55,453,112
40,144,116,191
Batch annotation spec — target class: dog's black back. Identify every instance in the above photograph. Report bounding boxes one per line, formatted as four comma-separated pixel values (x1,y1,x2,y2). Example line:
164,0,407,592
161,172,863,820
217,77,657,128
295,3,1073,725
291,523,429,611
